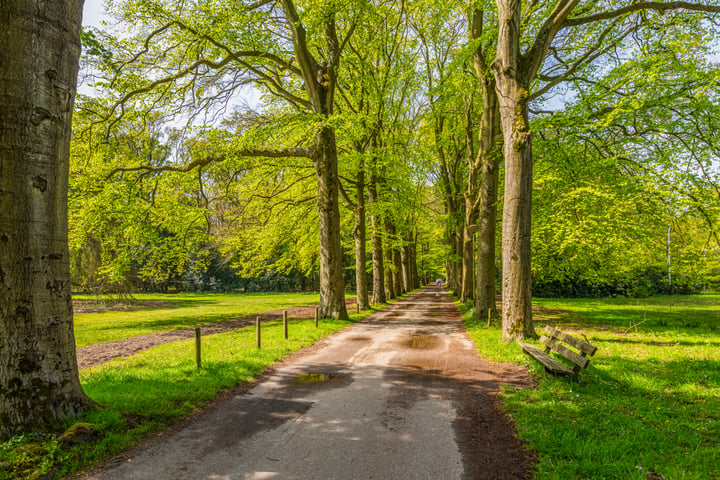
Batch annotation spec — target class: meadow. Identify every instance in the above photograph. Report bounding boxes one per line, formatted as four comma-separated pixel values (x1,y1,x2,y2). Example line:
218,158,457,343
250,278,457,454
463,295,720,480
72,292,324,347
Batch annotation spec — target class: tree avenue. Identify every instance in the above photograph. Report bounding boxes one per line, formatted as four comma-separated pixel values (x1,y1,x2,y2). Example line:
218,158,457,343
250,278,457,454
1,0,720,437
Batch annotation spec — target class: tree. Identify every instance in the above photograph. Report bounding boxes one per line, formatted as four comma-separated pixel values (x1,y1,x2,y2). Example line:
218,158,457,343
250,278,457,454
0,0,92,437
89,0,369,319
491,0,720,342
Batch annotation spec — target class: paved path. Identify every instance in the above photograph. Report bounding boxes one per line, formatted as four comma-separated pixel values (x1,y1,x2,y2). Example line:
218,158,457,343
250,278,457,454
86,286,533,480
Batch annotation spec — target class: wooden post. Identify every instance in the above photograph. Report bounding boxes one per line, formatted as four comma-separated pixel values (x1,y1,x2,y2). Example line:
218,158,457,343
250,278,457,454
487,308,492,327
256,316,261,349
195,327,202,369
356,303,360,314
283,310,288,339
315,306,319,328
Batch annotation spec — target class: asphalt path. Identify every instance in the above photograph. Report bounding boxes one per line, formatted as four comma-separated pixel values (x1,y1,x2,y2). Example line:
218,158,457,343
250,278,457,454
85,286,533,480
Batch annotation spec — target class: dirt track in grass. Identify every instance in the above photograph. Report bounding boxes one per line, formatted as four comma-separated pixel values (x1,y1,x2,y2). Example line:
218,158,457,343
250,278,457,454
76,299,357,370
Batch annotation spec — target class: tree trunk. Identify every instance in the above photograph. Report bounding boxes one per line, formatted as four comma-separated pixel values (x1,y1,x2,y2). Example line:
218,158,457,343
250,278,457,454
461,208,476,302
386,220,403,295
0,0,93,438
461,99,478,303
411,238,420,288
493,0,536,342
401,244,411,293
314,126,349,320
446,226,463,294
383,224,396,299
368,177,386,304
353,168,370,311
384,251,396,299
475,82,502,319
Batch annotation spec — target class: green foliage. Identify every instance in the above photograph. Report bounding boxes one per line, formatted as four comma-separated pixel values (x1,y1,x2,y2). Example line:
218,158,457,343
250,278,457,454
462,295,720,479
530,21,720,295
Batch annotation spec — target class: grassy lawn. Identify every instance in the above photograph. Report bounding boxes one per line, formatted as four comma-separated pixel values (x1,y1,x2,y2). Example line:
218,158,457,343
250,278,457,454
72,292,326,347
462,295,720,480
0,303,385,480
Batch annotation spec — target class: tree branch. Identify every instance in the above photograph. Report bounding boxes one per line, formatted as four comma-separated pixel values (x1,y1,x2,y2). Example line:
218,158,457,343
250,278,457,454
530,18,630,100
106,146,315,179
564,2,720,28
523,0,581,83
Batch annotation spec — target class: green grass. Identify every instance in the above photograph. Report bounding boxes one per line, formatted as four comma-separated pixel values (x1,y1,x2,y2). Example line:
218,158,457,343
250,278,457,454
72,292,325,347
0,303,383,480
462,295,720,480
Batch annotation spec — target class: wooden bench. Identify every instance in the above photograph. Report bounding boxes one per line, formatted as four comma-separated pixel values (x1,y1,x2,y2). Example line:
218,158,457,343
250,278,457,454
519,325,597,376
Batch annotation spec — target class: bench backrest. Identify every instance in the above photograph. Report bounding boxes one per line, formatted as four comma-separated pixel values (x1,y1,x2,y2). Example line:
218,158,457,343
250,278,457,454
539,325,597,371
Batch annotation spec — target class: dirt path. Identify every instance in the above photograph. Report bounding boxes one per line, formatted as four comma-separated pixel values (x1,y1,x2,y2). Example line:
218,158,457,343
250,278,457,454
76,299,357,370
82,286,536,479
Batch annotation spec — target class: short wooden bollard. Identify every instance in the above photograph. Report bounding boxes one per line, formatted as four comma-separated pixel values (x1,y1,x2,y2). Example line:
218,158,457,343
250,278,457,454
487,309,492,327
315,306,319,328
195,327,202,369
256,316,261,348
356,303,360,314
283,310,288,339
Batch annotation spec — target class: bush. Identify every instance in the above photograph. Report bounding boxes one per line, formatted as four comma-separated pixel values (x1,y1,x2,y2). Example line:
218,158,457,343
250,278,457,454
532,265,704,298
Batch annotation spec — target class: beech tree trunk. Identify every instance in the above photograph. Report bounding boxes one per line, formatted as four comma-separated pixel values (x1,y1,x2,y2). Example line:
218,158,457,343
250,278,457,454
353,168,370,311
401,244,411,293
475,82,502,319
368,177,386,304
461,205,477,302
493,0,536,341
383,232,396,299
446,228,463,294
314,126,349,320
386,220,404,295
0,0,92,438
411,239,420,288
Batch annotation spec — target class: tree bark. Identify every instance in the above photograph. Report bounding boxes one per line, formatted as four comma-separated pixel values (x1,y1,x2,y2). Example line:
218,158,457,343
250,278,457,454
314,126,349,320
410,240,420,288
461,99,478,303
446,227,463,294
353,167,370,310
475,82,502,319
386,220,404,295
401,243,411,293
493,0,536,341
0,0,93,438
383,225,396,299
368,176,386,304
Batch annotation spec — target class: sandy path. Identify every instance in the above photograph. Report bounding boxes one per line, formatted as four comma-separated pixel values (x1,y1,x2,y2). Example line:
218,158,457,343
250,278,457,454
81,286,535,479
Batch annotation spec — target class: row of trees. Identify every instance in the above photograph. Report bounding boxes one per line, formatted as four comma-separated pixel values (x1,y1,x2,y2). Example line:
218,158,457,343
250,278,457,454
2,0,719,436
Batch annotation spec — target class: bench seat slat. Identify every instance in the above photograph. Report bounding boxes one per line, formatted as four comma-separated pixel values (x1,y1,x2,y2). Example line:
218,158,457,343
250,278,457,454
519,343,573,375
540,335,590,370
544,326,597,356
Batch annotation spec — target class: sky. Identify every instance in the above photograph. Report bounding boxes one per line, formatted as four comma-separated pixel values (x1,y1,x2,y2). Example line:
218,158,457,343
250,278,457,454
83,0,107,27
